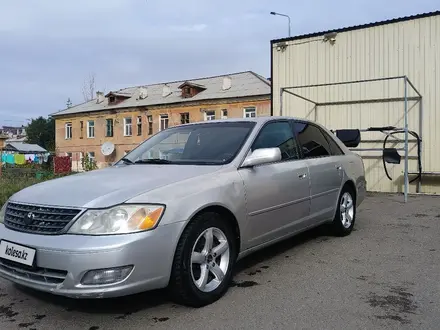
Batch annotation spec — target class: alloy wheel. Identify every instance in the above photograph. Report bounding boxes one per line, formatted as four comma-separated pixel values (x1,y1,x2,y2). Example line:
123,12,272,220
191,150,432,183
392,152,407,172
190,227,230,293
340,192,354,229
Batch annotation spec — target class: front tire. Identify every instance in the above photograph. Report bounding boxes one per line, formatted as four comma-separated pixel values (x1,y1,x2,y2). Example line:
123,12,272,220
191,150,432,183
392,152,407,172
330,186,356,236
168,212,237,307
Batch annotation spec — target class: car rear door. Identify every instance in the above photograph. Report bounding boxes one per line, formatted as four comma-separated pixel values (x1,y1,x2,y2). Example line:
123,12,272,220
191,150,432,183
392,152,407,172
293,120,344,224
238,120,311,248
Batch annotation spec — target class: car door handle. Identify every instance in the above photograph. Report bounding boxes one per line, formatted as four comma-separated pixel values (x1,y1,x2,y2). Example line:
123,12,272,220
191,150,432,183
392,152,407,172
298,173,307,179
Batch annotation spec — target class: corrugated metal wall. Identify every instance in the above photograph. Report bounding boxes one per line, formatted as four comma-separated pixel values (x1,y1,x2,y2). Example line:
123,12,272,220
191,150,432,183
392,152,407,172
272,15,440,194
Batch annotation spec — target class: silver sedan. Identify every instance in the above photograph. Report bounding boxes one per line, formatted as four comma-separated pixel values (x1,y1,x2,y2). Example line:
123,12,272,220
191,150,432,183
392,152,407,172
0,116,366,307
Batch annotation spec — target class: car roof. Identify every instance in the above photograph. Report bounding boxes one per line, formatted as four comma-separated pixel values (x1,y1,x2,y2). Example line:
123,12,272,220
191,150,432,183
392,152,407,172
177,116,305,127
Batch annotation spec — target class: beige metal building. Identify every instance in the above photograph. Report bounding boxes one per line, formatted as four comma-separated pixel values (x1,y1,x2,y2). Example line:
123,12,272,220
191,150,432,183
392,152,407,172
271,11,440,196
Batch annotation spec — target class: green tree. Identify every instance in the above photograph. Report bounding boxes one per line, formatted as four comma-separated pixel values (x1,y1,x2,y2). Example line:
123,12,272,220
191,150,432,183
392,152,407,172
25,116,55,151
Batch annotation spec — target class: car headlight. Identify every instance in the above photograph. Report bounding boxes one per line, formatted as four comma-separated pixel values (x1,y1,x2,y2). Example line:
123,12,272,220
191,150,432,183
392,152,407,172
0,202,7,224
68,204,165,235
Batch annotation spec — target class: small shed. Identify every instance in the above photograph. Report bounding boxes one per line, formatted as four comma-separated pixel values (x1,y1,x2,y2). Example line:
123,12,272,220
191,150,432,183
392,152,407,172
1,142,48,166
3,142,47,153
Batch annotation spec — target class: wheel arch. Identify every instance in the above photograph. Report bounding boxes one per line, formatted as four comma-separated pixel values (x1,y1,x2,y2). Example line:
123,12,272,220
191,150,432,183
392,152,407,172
330,179,357,221
343,179,357,201
175,204,241,257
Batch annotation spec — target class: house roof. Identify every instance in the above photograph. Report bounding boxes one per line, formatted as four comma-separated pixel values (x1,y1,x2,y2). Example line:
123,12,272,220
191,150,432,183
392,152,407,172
4,142,47,153
271,10,440,43
51,71,271,117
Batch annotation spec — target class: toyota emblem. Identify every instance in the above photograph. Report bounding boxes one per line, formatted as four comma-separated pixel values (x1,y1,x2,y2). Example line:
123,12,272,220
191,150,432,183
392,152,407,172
25,212,35,225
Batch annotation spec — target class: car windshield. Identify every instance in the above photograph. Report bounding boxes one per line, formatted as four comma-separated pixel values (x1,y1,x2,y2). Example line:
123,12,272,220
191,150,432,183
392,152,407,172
117,121,256,165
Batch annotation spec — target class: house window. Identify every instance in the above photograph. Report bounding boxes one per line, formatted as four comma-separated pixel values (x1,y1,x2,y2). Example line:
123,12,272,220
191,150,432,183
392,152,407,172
160,114,169,131
221,110,228,119
65,123,72,139
80,121,84,139
180,112,189,124
183,87,191,97
87,120,95,138
147,115,153,135
87,151,95,162
124,117,132,136
243,107,256,118
205,111,215,121
106,119,113,137
137,116,142,136
109,95,115,103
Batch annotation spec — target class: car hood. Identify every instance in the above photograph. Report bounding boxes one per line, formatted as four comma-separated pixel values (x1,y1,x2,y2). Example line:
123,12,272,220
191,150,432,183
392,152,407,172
10,164,223,208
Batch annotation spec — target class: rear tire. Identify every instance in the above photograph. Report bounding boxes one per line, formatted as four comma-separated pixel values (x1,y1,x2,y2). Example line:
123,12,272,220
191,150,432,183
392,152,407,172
330,186,356,236
168,212,237,307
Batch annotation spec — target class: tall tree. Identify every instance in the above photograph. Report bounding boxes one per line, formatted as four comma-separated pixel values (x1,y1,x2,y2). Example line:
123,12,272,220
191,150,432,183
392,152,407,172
82,72,96,102
25,116,55,151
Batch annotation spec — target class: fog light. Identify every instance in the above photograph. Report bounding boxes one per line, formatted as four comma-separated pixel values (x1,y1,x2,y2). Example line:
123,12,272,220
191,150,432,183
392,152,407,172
81,266,133,285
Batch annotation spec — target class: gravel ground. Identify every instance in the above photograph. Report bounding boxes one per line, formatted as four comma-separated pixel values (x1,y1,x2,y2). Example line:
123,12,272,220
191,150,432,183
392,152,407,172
0,193,439,330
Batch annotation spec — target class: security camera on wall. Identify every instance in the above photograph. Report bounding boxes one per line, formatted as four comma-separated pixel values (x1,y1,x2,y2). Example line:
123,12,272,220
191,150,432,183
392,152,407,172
275,41,288,52
323,32,337,45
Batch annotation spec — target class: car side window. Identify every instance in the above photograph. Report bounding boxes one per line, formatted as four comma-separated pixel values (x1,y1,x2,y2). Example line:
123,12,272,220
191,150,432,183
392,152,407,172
322,130,345,155
251,121,300,161
293,122,332,158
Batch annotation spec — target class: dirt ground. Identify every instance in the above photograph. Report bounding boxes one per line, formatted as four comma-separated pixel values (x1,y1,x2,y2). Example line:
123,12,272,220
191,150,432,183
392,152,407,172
0,192,439,330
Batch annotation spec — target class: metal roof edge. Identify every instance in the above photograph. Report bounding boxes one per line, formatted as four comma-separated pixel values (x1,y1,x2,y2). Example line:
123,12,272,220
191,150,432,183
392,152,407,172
271,10,440,44
249,71,271,86
50,93,271,118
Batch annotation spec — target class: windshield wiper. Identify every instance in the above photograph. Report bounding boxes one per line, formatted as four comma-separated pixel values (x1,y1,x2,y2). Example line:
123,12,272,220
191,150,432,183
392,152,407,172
134,158,173,164
120,157,134,165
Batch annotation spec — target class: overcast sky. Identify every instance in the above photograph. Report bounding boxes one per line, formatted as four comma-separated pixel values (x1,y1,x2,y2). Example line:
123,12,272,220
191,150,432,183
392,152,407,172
0,0,438,127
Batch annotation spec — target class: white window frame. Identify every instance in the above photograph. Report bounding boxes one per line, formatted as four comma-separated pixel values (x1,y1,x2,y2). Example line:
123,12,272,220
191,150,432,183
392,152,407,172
87,151,95,161
65,122,72,139
87,120,95,138
243,107,256,118
159,114,169,131
136,116,142,136
221,109,228,119
124,117,133,136
204,110,216,121
147,115,153,135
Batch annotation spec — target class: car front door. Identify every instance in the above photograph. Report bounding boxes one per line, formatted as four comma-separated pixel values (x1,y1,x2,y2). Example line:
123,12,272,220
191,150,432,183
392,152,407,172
293,121,344,224
238,120,311,248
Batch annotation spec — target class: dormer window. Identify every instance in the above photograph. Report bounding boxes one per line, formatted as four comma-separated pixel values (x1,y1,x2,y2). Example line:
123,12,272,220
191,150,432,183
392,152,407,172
106,91,131,105
178,81,206,98
183,87,191,97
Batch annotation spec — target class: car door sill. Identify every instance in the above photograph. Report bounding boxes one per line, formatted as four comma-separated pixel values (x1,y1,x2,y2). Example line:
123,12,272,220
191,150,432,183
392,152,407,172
237,218,332,261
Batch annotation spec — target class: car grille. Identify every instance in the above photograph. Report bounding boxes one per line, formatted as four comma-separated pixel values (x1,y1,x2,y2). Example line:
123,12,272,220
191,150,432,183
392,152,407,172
0,259,67,285
4,202,82,235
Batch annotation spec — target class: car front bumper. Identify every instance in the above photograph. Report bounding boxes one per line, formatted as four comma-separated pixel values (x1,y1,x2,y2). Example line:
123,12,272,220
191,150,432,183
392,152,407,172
0,222,185,298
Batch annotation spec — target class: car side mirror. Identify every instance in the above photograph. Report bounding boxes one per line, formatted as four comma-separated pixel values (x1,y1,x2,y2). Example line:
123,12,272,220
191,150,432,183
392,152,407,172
241,148,282,168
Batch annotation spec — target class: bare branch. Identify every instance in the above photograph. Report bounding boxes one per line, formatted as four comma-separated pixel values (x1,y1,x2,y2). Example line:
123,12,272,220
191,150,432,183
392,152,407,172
82,72,96,102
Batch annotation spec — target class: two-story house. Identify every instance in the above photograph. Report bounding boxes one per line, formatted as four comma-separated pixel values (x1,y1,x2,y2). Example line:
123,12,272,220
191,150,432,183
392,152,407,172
51,71,271,170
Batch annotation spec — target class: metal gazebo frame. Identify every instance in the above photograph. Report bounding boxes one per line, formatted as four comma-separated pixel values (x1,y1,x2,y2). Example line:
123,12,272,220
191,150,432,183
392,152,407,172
279,76,423,203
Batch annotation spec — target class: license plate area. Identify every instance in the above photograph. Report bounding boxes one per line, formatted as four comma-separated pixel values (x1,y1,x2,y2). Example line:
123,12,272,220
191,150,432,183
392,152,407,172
0,240,36,267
